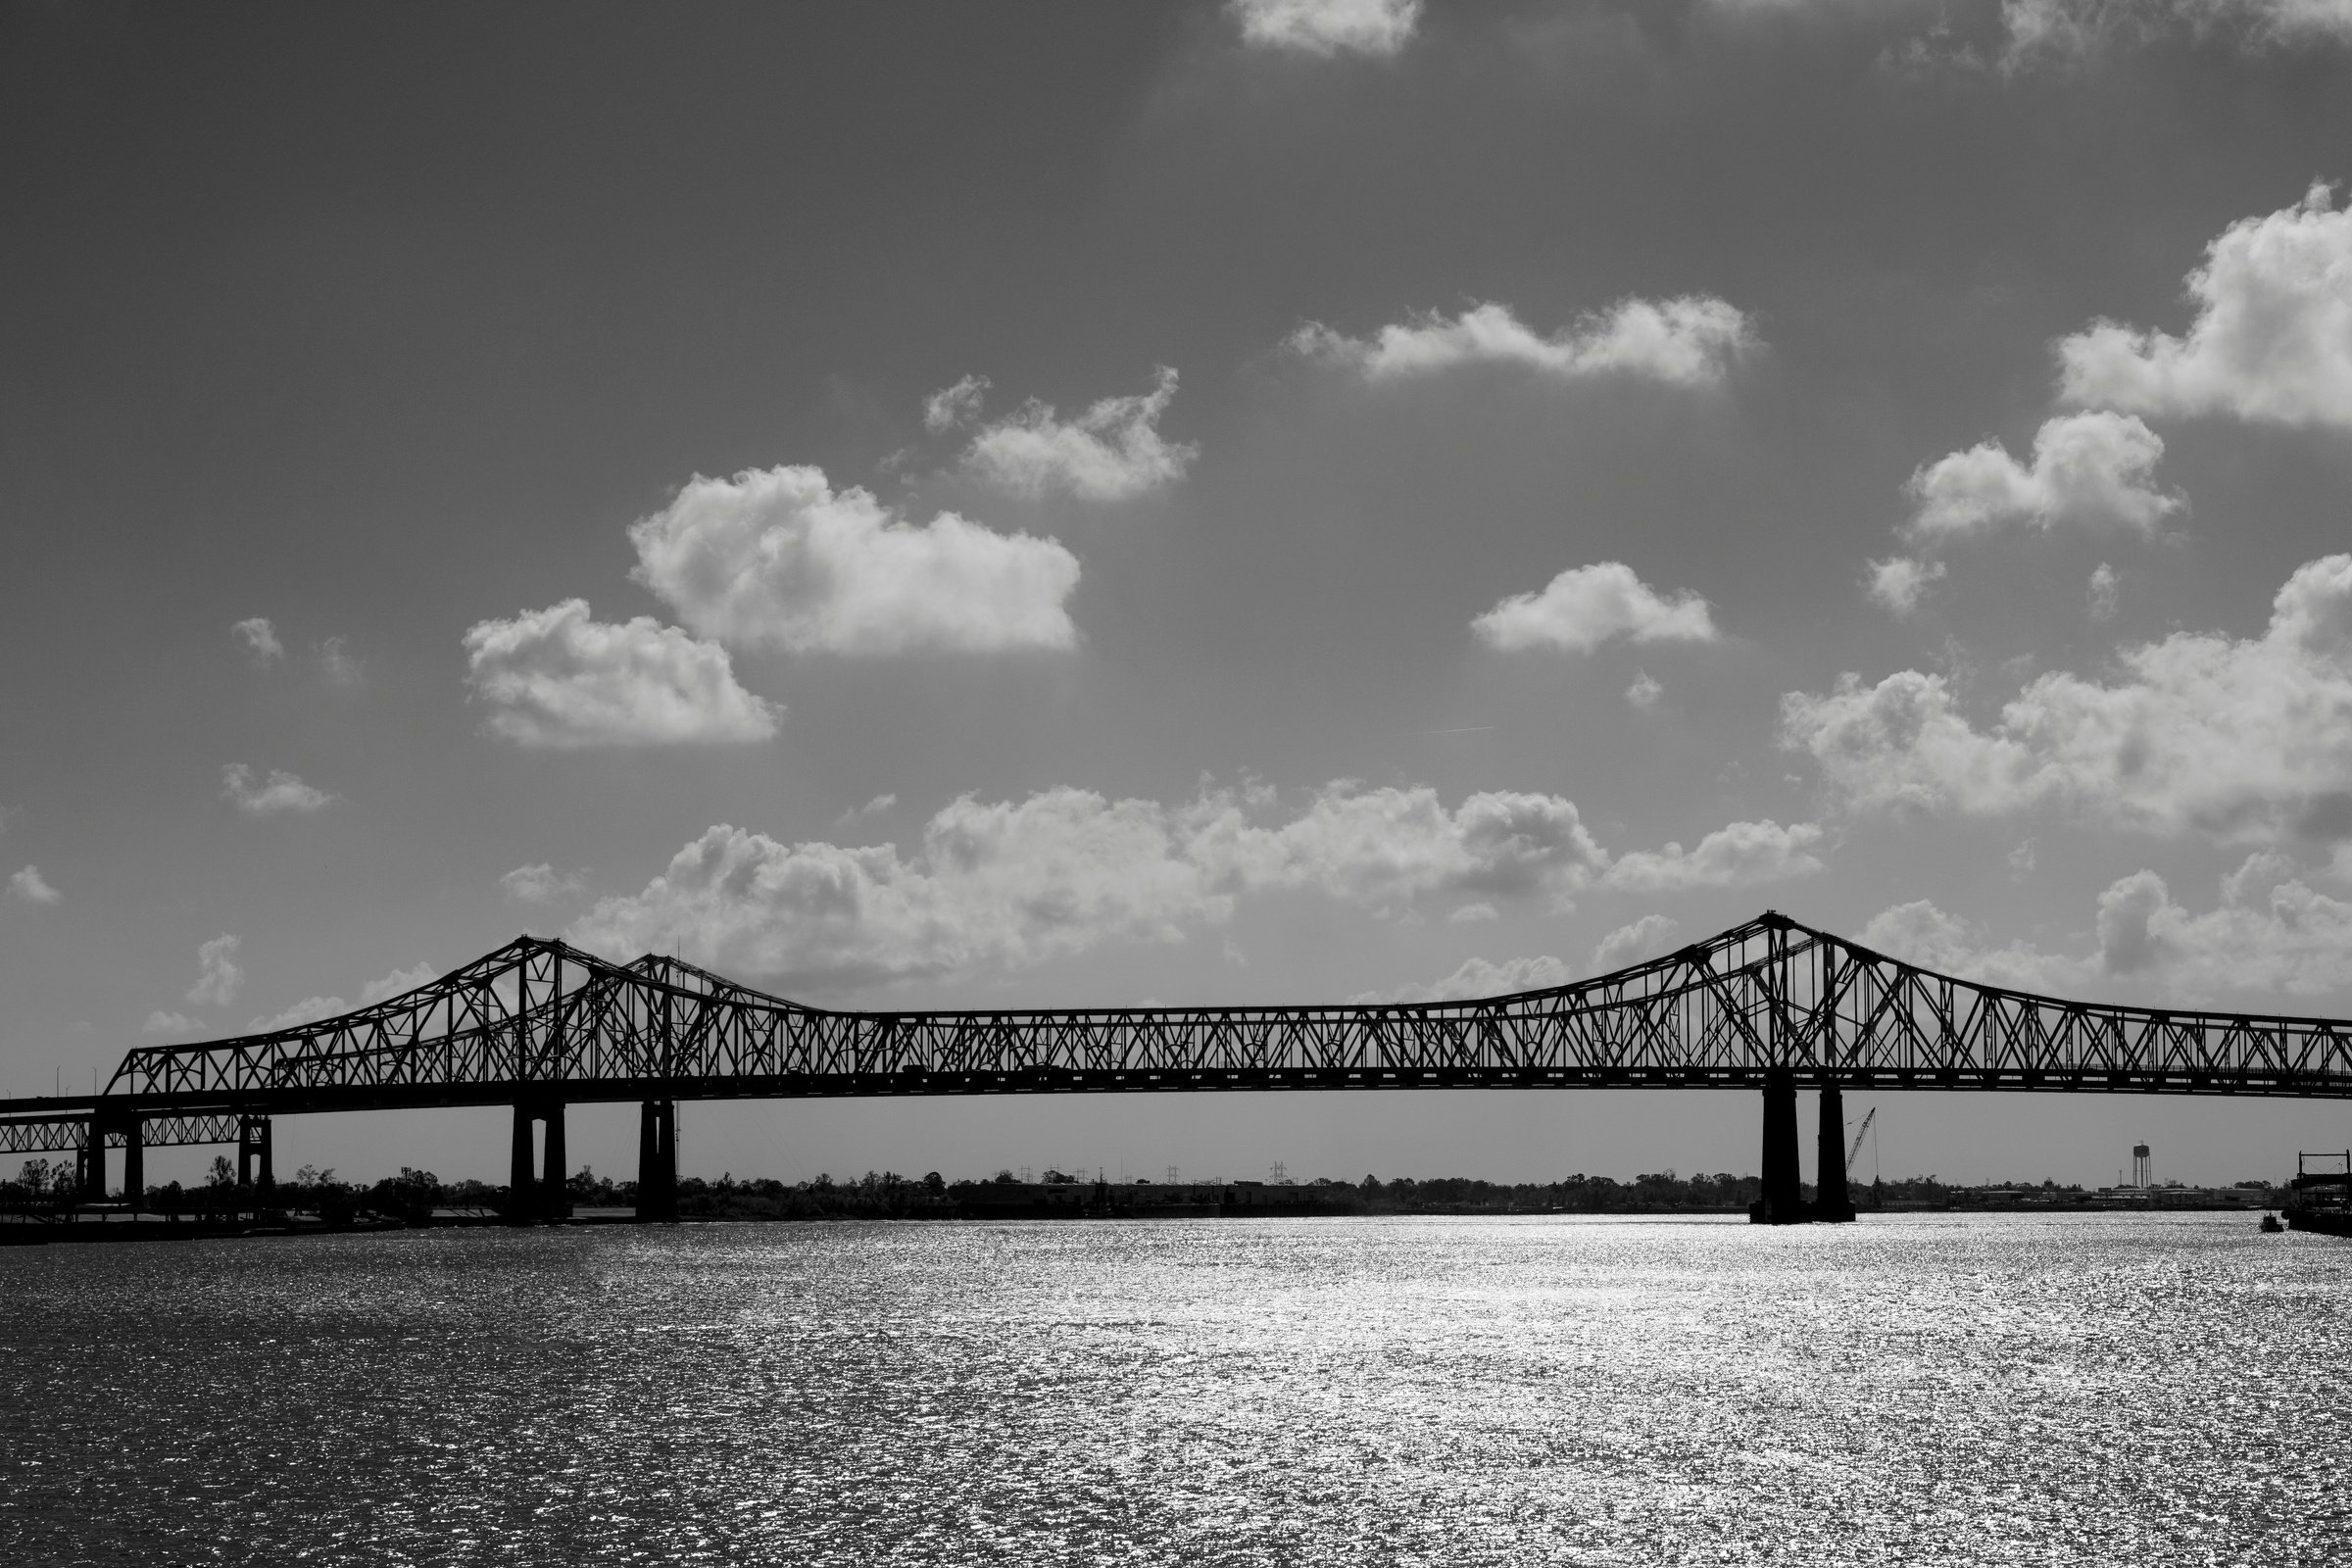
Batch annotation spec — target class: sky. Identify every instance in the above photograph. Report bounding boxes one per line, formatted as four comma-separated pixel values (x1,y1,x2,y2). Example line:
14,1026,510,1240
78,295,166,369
5,0,2352,1191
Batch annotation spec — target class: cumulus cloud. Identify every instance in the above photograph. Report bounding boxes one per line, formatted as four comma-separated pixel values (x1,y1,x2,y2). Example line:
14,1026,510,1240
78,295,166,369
1865,852,2352,1003
1784,555,2352,847
1292,297,1756,388
2058,181,2352,427
462,600,779,749
956,368,1196,502
627,467,1080,656
186,933,243,1008
1626,671,1665,710
569,790,1234,990
500,864,588,904
143,1010,202,1036
9,865,59,905
1600,820,1826,893
1354,954,1577,1005
923,373,989,432
1904,412,2181,542
1474,563,1719,653
2003,0,2352,67
317,636,362,686
1230,0,1423,56
2088,563,2121,620
245,961,438,1034
1593,912,1685,972
231,617,284,665
221,763,334,815
571,780,1824,993
1865,556,1948,615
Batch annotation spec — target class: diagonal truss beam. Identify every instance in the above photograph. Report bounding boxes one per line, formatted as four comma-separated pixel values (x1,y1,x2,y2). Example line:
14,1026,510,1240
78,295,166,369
11,911,2347,1122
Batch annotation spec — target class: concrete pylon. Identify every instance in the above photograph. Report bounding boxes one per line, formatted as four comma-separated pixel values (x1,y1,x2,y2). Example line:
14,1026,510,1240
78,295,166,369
540,1101,569,1220
1751,1070,1809,1224
1814,1082,1856,1223
508,1102,537,1224
636,1100,677,1223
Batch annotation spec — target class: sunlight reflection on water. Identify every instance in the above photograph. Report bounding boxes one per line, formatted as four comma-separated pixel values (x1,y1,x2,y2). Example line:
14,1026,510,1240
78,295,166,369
4,1212,2348,1565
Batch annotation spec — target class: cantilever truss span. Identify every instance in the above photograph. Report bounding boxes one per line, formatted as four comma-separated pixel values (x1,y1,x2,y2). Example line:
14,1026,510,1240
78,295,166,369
20,911,2347,1139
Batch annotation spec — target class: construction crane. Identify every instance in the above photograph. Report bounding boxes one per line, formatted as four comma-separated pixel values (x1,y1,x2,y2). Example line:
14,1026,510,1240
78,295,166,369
1846,1106,1877,1174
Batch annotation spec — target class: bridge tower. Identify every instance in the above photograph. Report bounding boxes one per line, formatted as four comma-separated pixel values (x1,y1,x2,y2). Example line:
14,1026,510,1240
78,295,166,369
507,1100,571,1224
637,1100,677,1222
1753,1070,1807,1223
1814,1083,1855,1223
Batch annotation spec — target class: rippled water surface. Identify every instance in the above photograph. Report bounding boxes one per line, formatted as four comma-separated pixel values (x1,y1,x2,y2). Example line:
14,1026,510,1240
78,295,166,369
4,1213,2348,1565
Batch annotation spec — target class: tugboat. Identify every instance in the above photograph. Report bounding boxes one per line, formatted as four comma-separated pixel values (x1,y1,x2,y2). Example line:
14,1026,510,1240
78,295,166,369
2260,1212,2285,1233
2282,1152,2352,1238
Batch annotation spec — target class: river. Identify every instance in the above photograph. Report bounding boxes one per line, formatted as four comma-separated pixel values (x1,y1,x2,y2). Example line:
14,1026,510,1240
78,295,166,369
3,1211,2345,1565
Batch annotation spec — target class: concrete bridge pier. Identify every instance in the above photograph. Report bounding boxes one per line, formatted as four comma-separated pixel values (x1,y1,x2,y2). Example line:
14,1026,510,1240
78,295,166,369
120,1116,143,1207
237,1114,273,1196
1751,1071,1808,1224
508,1100,570,1223
636,1100,677,1223
1814,1082,1856,1223
541,1101,570,1220
509,1102,535,1223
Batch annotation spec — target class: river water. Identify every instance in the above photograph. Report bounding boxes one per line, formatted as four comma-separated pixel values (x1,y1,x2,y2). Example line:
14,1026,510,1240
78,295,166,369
2,1212,2346,1565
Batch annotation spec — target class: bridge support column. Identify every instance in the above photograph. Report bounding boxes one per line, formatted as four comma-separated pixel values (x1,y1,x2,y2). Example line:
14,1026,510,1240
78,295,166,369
237,1115,273,1197
1814,1083,1855,1224
509,1102,537,1224
76,1126,100,1201
637,1100,676,1223
1751,1071,1808,1224
540,1101,569,1220
121,1116,144,1208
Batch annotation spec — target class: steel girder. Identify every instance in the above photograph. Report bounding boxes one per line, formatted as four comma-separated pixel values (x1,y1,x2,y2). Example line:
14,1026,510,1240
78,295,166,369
31,911,2345,1120
0,1112,248,1155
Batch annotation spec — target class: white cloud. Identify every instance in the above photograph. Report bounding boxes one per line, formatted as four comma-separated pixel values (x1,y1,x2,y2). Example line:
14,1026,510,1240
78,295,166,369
1626,671,1665,710
2087,563,2120,621
957,368,1196,502
231,617,284,665
143,1010,202,1036
837,794,898,827
1783,554,2352,847
1865,556,1947,615
1353,954,1578,1004
2003,0,2352,67
500,863,588,904
1863,851,2352,1003
221,763,333,815
1292,297,1756,388
1230,0,1423,56
1593,912,1685,972
245,962,438,1034
570,780,1828,993
1474,563,1719,654
923,373,989,432
1184,782,1610,910
627,467,1080,656
1448,902,1498,923
1904,412,2180,542
569,791,1233,990
461,600,779,750
1600,819,1826,893
2057,181,2352,427
317,636,362,686
571,781,1608,990
360,961,438,1004
9,865,59,905
186,933,243,1008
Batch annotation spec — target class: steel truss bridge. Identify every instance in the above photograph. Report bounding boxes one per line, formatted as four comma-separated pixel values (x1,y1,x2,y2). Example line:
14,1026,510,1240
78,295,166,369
7,910,2350,1223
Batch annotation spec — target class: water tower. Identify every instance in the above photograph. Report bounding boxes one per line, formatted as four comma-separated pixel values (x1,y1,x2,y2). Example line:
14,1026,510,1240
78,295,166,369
2132,1143,2152,1188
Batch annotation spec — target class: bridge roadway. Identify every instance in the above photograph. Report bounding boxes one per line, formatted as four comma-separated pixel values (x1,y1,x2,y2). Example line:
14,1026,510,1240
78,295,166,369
6,912,2350,1224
